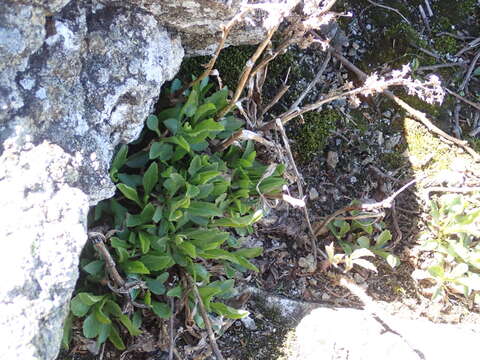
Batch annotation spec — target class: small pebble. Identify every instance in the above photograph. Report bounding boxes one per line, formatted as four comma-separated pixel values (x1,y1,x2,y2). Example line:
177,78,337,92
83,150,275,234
309,187,319,200
241,315,257,330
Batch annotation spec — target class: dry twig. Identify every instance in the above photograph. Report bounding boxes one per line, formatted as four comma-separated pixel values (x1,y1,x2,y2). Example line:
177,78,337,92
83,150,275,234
313,179,418,236
275,118,325,264
459,49,480,93
329,49,480,161
367,0,411,25
185,273,225,360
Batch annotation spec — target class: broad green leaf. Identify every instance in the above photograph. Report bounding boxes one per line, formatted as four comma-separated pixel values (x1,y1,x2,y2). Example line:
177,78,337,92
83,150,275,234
118,314,141,336
187,201,223,217
193,103,216,123
428,265,445,278
126,203,155,227
117,173,142,188
191,170,221,185
140,255,175,271
96,323,111,348
234,247,263,258
166,285,182,297
150,142,173,161
164,173,185,197
473,66,480,77
146,278,166,295
192,118,224,135
210,302,249,319
143,162,158,195
108,324,126,350
83,313,100,339
356,236,370,248
234,255,259,272
211,210,263,228
152,301,172,319
138,231,154,254
78,293,105,306
93,302,111,324
126,151,149,168
164,118,179,135
83,260,104,275
189,263,210,282
110,237,129,249
375,230,392,248
188,155,203,176
110,144,128,181
70,295,91,317
182,89,199,118
205,88,228,110
186,183,200,198
152,206,163,223
115,247,130,263
165,135,191,152
178,241,197,258
121,260,150,274
104,300,123,317
146,115,160,136
117,183,142,207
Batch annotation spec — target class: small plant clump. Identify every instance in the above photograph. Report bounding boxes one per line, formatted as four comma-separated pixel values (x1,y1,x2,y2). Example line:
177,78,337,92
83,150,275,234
412,194,480,303
325,204,400,273
63,77,286,351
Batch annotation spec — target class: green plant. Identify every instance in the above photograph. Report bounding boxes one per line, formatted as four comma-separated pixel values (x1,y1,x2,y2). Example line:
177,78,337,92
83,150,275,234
412,194,480,302
325,207,400,273
66,77,285,350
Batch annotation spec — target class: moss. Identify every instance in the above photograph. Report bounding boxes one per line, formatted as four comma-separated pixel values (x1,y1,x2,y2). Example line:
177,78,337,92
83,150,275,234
433,35,459,55
178,45,256,91
291,109,338,163
466,137,480,153
403,117,451,171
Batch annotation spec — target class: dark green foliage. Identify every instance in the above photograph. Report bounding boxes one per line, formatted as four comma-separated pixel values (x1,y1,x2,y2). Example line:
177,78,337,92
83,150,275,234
67,77,285,350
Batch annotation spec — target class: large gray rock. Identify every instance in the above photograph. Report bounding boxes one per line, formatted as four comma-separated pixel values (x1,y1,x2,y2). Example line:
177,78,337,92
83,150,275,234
0,1,183,359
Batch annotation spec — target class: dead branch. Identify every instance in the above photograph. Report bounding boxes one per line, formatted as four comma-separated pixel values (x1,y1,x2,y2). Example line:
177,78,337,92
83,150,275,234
216,27,277,120
417,61,468,72
313,178,418,236
88,232,125,288
169,297,175,360
459,49,480,93
215,129,275,152
275,118,325,264
175,10,249,97
329,49,480,161
367,0,411,25
289,52,331,111
185,273,225,360
445,88,480,112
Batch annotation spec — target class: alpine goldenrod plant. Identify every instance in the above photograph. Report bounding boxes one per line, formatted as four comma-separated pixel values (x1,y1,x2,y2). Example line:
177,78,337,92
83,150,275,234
63,77,285,351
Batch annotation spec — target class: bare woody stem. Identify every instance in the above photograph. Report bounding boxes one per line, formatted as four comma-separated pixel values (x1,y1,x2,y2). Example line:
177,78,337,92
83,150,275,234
185,273,225,360
216,27,277,120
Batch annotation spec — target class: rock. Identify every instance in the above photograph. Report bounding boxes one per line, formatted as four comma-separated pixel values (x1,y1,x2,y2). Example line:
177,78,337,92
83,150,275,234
0,2,183,359
292,307,480,360
245,289,480,360
326,150,339,169
298,254,316,273
241,315,257,331
309,188,319,200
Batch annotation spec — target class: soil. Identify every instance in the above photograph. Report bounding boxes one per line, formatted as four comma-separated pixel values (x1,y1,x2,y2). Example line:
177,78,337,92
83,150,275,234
60,0,480,359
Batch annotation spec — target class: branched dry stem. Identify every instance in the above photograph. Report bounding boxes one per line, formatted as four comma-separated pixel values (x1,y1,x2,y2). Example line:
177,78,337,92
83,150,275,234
329,49,480,161
275,118,325,264
216,27,277,120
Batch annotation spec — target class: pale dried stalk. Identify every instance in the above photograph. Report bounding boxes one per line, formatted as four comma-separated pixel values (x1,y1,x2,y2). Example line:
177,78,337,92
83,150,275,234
275,118,325,263
330,49,480,161
215,129,275,152
216,27,277,120
177,10,249,97
185,273,225,360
